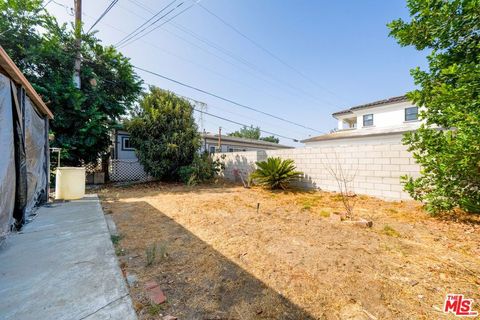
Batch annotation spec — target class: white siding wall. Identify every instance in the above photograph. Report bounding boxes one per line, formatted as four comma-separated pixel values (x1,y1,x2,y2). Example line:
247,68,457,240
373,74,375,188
216,142,420,201
116,133,137,160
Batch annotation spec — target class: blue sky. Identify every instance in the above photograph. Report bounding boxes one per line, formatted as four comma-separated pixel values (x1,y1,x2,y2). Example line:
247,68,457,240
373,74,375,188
47,0,427,146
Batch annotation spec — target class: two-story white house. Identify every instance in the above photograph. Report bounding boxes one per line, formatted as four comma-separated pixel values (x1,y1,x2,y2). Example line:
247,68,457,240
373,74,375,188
302,95,421,146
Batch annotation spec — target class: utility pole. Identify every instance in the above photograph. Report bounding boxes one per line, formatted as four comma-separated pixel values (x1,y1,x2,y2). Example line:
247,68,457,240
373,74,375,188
217,127,222,152
203,129,207,153
73,0,82,89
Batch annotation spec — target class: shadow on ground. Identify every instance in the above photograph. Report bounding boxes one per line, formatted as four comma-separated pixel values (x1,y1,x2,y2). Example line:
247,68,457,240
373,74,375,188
112,201,316,320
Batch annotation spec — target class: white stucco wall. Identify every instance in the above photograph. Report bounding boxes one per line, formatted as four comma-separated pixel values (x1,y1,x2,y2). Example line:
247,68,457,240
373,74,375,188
336,101,422,131
354,101,419,129
216,142,421,201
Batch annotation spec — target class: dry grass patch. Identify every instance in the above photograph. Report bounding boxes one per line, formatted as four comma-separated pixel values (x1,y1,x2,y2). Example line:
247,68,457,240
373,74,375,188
100,182,480,320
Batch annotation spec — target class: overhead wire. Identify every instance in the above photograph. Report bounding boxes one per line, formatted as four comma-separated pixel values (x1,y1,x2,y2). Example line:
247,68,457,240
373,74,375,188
192,108,300,142
47,1,325,139
134,66,324,134
87,0,119,33
114,0,178,47
140,81,300,141
117,0,200,48
172,90,308,137
169,22,338,109
197,2,349,105
118,0,339,109
80,8,316,139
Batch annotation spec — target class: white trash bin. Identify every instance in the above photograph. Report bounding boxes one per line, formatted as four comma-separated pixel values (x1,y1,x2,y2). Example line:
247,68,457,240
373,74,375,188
55,167,86,200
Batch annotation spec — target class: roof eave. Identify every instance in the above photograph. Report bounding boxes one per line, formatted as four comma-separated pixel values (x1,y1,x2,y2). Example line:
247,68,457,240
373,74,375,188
302,129,414,143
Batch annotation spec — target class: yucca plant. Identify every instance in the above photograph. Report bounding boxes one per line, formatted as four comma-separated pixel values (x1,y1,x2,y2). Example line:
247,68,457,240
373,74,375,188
250,157,302,190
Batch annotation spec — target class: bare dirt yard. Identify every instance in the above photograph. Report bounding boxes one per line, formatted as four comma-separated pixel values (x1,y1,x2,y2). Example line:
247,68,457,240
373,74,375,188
99,182,480,320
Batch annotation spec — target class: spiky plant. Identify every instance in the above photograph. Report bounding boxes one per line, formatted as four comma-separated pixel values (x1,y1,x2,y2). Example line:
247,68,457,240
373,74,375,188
250,157,302,190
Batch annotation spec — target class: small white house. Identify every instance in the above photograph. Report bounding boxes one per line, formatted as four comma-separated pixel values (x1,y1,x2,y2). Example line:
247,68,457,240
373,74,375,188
302,95,422,146
111,130,292,160
109,130,291,182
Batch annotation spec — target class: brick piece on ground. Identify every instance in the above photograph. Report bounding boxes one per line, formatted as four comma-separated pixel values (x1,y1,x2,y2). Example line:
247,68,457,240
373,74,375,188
144,281,166,304
163,316,177,320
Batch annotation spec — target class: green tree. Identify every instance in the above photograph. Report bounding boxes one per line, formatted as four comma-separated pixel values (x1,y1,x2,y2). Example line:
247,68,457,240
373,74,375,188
388,0,480,214
126,87,200,180
229,125,261,140
229,125,279,143
0,0,142,164
260,135,280,144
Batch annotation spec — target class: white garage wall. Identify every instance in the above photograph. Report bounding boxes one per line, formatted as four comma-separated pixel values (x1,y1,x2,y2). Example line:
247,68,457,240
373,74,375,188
216,142,421,201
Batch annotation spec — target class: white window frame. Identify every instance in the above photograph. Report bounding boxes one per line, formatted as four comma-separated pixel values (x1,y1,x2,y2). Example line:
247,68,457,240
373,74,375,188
121,136,134,151
363,114,374,127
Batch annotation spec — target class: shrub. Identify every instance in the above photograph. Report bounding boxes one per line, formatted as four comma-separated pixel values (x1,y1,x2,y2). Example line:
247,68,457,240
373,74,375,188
250,157,302,190
125,87,200,181
178,153,225,186
389,0,480,214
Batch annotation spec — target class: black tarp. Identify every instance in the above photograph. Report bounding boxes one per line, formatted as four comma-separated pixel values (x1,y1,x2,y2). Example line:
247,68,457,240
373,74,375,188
12,82,27,228
0,73,49,237
0,74,15,238
24,95,48,220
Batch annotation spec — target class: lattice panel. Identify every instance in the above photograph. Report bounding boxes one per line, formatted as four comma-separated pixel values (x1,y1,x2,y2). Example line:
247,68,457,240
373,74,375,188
109,159,153,182
84,160,103,174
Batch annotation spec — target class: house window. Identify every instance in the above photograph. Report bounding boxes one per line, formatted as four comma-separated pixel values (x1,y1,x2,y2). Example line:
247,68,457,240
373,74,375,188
121,137,134,150
209,146,216,154
363,114,373,127
228,147,234,152
405,107,419,121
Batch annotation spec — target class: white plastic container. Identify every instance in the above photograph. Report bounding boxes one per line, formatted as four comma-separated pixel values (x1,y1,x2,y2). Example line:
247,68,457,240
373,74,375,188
55,167,86,200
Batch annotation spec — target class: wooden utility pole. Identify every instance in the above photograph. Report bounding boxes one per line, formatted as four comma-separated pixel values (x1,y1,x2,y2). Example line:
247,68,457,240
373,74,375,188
217,127,222,152
73,0,82,89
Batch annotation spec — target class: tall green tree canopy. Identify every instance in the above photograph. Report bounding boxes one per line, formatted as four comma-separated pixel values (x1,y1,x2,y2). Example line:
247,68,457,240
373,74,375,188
389,0,480,213
126,87,200,180
228,125,280,144
0,0,142,164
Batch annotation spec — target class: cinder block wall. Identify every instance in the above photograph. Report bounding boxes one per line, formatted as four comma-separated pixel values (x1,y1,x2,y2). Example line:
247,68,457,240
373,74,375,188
215,143,420,201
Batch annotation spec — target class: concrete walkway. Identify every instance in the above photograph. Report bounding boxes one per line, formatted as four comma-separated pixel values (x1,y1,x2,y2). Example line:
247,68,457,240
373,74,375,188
0,195,137,320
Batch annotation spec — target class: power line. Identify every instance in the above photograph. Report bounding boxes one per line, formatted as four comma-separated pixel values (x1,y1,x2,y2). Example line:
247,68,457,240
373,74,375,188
116,1,338,109
114,0,178,47
118,0,199,48
172,89,308,137
193,108,299,142
169,22,338,109
198,2,348,104
141,82,300,141
48,0,74,15
134,65,323,134
41,0,54,9
87,0,119,33
80,7,325,133
127,0,153,13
